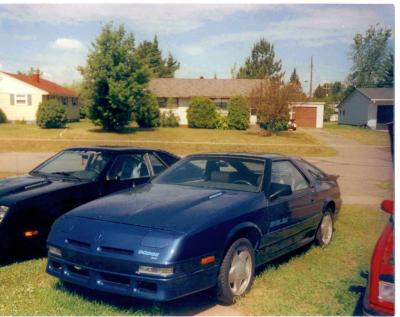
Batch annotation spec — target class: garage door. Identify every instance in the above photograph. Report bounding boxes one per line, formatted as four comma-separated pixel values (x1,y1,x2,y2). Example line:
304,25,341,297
292,107,316,128
376,105,393,130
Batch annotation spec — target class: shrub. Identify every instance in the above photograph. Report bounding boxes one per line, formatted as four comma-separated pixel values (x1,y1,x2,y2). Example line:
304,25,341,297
36,100,67,129
260,119,288,132
216,113,229,130
0,108,7,123
187,97,217,129
134,93,160,128
160,110,180,127
227,96,250,130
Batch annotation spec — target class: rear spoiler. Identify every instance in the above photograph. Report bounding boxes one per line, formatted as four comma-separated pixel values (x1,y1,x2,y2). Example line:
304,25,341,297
322,174,339,182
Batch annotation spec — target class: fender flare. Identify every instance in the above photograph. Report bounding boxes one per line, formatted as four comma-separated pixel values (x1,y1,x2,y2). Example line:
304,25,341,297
224,221,263,251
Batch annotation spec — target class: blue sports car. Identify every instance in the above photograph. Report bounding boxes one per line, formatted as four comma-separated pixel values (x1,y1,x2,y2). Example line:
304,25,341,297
46,153,342,304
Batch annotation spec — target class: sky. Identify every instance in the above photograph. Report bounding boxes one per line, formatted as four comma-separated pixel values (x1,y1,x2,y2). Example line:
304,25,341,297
0,3,394,90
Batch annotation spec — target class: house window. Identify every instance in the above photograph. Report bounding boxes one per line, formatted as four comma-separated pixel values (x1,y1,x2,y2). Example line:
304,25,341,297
250,107,257,116
214,99,228,110
61,97,68,106
11,94,32,106
72,98,78,106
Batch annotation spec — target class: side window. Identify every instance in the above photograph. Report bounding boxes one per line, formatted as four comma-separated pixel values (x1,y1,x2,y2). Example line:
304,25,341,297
298,159,326,180
271,161,309,192
148,153,167,175
108,154,149,181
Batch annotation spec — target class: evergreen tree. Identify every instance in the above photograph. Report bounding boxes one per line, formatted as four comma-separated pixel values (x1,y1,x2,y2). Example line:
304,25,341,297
289,68,301,87
136,35,180,78
237,38,284,80
313,85,326,99
79,23,150,131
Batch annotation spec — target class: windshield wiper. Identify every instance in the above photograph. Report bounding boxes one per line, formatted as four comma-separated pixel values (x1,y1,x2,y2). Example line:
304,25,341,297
29,170,49,179
49,172,83,181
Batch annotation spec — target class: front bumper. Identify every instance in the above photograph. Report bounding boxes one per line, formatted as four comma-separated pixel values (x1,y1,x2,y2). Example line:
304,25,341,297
46,254,218,301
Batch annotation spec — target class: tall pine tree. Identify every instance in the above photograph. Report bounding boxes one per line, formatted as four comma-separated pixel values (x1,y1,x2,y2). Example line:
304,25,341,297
237,38,284,80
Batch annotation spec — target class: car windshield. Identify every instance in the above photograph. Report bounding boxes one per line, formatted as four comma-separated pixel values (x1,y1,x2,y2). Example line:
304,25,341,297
156,156,265,192
31,150,111,181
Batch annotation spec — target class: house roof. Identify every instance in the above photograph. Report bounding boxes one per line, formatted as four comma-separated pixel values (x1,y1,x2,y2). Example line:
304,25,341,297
148,78,264,98
357,88,393,101
1,71,77,97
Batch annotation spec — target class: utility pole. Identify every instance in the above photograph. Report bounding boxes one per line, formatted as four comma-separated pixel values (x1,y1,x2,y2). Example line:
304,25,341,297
309,56,313,99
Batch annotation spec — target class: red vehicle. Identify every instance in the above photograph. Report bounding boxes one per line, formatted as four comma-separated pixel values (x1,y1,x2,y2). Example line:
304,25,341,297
363,199,394,315
363,122,394,316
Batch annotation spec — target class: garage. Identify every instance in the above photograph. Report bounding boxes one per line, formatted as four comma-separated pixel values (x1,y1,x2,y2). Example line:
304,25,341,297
376,105,393,130
290,102,324,128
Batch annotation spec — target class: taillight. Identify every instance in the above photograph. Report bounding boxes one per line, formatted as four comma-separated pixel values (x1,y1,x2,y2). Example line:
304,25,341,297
368,216,394,314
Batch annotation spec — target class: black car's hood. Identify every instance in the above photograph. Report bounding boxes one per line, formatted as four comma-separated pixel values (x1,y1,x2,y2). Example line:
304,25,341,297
0,175,83,203
68,183,263,233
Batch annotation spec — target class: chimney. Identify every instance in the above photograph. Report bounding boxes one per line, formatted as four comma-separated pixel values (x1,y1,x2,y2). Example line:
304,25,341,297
32,71,40,83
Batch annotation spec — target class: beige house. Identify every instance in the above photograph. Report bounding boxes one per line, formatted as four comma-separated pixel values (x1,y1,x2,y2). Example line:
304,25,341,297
0,71,79,122
149,78,324,128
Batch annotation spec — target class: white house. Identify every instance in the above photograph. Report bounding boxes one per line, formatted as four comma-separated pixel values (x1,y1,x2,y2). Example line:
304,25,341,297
338,88,393,130
0,71,79,122
149,78,324,128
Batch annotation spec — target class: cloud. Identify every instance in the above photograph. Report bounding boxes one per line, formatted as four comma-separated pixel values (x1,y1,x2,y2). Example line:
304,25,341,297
178,5,393,51
50,38,85,50
181,46,205,56
0,4,264,35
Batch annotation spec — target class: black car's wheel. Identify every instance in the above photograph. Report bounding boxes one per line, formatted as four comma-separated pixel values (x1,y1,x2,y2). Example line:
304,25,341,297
216,238,255,305
315,209,334,247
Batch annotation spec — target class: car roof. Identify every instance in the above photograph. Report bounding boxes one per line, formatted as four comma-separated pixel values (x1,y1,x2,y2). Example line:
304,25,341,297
63,146,176,155
185,152,291,160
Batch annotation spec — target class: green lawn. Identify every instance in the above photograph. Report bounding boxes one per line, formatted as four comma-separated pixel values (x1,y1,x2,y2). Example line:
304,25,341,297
0,205,387,315
323,122,390,146
0,121,336,157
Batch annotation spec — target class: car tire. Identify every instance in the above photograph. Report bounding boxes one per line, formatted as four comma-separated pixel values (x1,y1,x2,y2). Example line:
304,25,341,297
216,238,255,305
315,209,334,247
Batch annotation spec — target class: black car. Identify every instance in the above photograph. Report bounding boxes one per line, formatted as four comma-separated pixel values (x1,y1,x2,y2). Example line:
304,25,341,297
47,153,341,304
0,147,179,251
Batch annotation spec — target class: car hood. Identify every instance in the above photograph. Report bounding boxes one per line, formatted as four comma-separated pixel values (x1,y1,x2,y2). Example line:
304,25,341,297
0,174,83,203
68,183,261,233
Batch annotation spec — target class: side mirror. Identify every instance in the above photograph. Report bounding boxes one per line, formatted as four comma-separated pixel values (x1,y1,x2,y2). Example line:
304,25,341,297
269,184,292,201
381,200,394,215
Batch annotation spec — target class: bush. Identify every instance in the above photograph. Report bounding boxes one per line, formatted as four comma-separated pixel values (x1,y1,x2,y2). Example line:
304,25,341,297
216,113,229,130
134,93,160,128
260,119,288,132
160,110,180,127
187,97,217,129
36,100,67,129
227,96,250,130
0,108,7,123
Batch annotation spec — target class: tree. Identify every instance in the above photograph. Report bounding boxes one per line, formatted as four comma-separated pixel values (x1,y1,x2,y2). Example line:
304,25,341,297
136,35,179,78
289,68,301,87
313,84,326,99
237,38,284,80
79,23,150,131
348,24,392,87
134,92,160,128
187,97,218,129
377,52,394,87
36,99,67,129
249,79,292,133
227,96,250,130
288,68,307,101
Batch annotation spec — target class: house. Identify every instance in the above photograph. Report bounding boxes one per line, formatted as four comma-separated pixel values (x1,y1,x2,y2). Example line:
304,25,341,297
149,78,324,128
338,88,393,130
0,71,79,122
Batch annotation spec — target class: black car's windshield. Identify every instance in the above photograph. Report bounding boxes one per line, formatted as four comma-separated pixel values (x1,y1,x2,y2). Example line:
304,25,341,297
156,156,265,192
31,150,111,181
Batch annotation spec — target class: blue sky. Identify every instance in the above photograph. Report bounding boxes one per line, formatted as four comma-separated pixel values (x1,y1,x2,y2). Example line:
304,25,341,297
0,4,394,90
